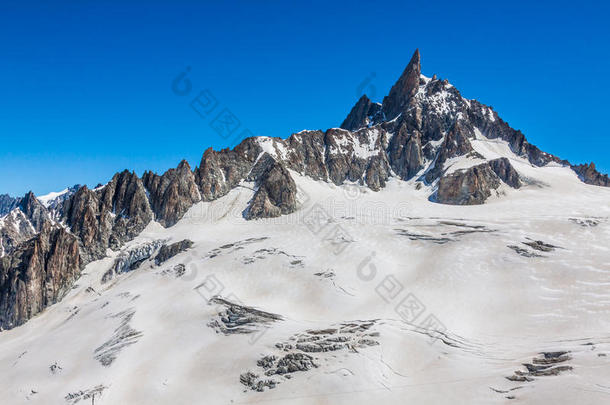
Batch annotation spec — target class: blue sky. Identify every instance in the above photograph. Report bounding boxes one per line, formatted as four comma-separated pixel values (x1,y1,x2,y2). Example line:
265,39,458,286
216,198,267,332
1,0,609,197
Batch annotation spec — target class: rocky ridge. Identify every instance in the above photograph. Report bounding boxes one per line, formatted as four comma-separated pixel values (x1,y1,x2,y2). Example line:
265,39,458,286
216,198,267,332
0,49,608,331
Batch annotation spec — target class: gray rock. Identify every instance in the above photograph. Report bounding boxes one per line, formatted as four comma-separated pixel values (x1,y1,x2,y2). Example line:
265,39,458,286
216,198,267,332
388,123,424,180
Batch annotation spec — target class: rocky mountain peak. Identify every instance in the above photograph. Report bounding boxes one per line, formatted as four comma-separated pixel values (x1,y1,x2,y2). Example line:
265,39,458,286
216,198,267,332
0,194,19,217
177,159,192,172
382,48,421,120
340,95,382,131
143,159,201,227
18,191,49,232
572,162,610,187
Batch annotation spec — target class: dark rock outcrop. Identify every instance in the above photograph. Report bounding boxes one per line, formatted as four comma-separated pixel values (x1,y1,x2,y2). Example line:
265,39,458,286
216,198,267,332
388,123,424,180
436,158,521,205
489,157,521,188
571,163,610,187
195,139,262,201
284,130,328,181
155,239,194,265
340,95,382,131
506,351,572,382
0,222,81,330
436,164,500,205
143,160,201,227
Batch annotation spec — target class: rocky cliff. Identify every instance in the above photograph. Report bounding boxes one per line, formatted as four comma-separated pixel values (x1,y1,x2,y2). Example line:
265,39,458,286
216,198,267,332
244,155,297,220
572,163,610,187
436,158,521,205
62,170,153,263
143,160,201,227
0,222,80,330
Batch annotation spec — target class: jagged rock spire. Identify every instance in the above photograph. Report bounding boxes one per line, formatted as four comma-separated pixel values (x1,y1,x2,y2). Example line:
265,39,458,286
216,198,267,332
142,159,201,227
382,49,421,120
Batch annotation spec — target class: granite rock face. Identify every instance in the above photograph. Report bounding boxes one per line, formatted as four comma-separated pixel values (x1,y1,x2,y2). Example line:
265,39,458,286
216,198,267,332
283,130,328,181
489,157,521,188
436,163,500,205
0,222,81,330
382,49,421,120
62,170,153,263
0,173,154,329
388,123,424,180
245,158,297,220
436,158,521,205
195,139,262,201
143,160,201,227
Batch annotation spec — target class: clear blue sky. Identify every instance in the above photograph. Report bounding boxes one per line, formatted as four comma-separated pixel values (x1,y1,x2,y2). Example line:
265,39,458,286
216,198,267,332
1,0,609,197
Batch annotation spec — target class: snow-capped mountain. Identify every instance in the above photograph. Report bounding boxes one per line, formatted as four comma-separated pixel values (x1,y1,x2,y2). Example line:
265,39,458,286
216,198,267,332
0,50,609,404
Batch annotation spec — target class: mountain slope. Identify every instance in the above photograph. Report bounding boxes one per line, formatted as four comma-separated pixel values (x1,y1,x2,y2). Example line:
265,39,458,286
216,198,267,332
0,49,609,404
0,170,609,404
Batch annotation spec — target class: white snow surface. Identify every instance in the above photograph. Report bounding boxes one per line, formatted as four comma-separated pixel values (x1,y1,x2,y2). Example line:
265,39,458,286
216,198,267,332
1,165,610,404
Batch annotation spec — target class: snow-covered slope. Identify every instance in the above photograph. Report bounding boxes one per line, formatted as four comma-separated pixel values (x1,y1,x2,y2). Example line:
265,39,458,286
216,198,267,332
1,164,609,404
